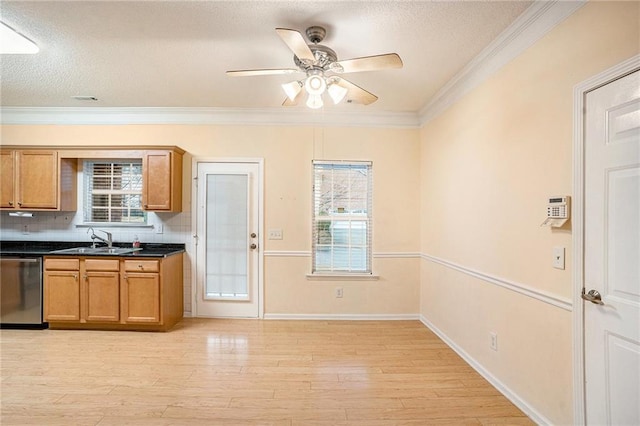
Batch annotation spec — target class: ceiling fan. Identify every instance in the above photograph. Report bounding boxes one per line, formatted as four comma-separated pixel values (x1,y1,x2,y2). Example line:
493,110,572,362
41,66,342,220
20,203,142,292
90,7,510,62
226,26,403,109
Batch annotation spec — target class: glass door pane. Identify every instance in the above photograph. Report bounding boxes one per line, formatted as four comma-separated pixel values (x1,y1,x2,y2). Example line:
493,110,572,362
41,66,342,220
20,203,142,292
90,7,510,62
205,174,248,299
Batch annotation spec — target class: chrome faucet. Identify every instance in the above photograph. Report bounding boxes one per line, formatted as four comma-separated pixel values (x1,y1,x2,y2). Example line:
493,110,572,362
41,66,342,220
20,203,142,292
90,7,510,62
87,227,113,248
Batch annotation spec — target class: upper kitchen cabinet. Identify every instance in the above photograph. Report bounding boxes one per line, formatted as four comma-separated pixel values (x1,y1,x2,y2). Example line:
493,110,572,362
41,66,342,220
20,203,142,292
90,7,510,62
142,148,183,212
0,150,77,211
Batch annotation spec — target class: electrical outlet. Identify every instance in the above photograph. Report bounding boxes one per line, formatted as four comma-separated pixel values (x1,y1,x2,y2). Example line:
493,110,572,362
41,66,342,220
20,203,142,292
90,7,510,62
268,229,283,240
22,225,29,235
335,287,343,298
490,332,498,351
155,224,163,234
553,247,565,270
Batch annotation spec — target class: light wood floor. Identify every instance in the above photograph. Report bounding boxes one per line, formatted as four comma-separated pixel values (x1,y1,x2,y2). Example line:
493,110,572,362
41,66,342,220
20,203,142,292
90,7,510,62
1,319,534,425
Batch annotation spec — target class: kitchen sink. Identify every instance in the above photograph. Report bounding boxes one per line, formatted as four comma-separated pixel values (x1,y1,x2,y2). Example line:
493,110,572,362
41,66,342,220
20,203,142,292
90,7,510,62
50,246,142,255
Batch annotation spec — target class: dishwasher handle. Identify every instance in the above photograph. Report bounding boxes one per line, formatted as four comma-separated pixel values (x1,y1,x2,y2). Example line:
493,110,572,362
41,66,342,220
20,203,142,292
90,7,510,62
1,258,40,263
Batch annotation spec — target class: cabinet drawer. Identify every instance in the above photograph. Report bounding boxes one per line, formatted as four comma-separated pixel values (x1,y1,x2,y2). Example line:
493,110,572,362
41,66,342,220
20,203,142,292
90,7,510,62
45,258,80,271
123,259,159,272
85,259,119,272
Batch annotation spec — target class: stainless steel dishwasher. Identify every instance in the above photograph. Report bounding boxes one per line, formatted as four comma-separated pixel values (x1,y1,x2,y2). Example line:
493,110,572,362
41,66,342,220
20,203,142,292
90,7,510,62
0,256,45,328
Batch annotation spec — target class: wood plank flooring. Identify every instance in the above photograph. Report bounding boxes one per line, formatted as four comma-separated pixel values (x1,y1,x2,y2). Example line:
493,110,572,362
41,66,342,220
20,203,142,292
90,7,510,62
1,319,534,425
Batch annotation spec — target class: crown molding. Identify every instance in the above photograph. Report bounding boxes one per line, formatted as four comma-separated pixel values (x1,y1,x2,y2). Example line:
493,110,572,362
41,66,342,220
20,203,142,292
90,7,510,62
0,1,584,129
0,106,420,128
418,0,586,126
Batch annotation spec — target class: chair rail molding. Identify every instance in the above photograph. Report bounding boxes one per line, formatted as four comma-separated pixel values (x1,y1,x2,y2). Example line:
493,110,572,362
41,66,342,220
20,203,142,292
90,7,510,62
421,253,573,311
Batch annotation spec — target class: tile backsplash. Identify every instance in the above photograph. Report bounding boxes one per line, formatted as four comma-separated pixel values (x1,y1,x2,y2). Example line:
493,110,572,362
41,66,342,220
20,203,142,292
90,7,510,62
0,210,191,245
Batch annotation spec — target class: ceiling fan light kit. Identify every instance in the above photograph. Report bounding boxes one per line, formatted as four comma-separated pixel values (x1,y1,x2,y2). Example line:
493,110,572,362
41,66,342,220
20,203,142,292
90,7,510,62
282,80,303,101
227,26,403,109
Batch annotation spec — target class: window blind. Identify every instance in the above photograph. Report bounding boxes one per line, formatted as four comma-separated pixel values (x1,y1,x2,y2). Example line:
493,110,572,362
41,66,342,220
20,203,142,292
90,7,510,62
84,160,145,224
312,161,373,274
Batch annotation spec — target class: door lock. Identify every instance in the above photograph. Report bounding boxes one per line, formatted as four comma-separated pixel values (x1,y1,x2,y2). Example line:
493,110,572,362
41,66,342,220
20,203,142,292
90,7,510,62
250,233,257,238
250,243,257,250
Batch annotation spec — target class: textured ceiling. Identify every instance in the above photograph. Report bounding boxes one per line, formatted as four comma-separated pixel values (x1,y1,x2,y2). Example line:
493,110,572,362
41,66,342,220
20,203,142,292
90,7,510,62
0,1,532,113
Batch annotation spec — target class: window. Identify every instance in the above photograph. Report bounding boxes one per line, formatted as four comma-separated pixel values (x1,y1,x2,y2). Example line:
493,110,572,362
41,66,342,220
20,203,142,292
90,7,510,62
312,161,373,274
83,160,145,224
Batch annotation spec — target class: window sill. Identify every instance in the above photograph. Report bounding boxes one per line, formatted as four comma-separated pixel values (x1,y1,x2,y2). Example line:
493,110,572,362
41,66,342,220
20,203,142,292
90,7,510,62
306,273,380,281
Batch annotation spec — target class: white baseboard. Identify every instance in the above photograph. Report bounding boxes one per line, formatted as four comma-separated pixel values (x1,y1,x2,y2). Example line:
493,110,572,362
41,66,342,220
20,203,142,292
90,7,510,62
419,315,552,426
264,313,420,321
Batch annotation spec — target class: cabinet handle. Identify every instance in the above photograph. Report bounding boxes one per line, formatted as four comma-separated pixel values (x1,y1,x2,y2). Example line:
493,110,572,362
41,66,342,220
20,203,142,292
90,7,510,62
123,274,128,280
138,264,144,269
8,201,13,206
17,201,22,206
83,274,88,280
73,274,78,281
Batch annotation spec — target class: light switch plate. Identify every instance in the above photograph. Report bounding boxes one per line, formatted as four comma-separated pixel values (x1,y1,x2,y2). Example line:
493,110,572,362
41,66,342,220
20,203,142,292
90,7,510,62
553,247,565,270
268,229,283,240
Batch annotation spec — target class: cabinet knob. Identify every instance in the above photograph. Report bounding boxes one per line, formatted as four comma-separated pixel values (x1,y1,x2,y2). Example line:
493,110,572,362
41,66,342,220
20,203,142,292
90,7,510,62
73,274,78,281
8,201,13,206
138,264,143,269
17,202,22,206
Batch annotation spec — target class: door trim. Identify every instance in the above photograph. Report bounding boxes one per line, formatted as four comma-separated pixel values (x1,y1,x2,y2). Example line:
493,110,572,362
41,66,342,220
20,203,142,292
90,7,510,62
191,157,265,319
572,54,640,425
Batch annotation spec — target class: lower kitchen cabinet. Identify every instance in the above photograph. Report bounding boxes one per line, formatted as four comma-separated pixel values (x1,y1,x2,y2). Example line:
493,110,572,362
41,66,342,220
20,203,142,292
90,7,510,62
44,253,183,331
122,259,160,323
85,259,120,323
44,259,81,321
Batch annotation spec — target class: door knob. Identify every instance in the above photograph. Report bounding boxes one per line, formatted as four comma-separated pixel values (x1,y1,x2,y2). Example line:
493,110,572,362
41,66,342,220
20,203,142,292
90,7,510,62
581,288,604,305
250,243,257,249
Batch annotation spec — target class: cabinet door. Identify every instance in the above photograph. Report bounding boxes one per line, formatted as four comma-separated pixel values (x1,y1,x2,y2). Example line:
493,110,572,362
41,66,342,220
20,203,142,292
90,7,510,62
0,151,16,208
142,151,172,211
17,151,58,209
44,271,80,321
122,272,160,323
85,271,120,322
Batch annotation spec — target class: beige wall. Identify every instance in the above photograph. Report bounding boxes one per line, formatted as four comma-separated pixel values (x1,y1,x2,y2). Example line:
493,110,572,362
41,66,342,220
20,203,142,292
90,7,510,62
419,1,639,424
2,124,421,316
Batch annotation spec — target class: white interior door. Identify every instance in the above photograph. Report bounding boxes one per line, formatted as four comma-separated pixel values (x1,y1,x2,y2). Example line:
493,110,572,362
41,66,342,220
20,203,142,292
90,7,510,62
195,161,261,318
584,70,640,425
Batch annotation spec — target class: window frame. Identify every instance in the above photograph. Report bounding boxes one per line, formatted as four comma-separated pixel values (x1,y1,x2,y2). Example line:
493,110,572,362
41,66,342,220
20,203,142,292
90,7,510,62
82,159,147,225
311,160,373,276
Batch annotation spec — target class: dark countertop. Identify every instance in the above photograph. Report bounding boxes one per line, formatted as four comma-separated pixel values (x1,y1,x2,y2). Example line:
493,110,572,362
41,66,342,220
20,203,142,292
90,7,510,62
0,241,185,258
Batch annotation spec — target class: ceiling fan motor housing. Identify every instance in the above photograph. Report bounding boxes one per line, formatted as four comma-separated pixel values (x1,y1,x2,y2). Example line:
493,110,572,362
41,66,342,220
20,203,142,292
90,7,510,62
294,44,337,69
305,26,326,43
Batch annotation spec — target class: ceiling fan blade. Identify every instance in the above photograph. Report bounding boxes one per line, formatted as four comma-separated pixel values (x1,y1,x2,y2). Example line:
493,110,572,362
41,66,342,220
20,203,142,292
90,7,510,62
333,53,403,74
275,28,315,62
226,68,300,77
335,77,378,105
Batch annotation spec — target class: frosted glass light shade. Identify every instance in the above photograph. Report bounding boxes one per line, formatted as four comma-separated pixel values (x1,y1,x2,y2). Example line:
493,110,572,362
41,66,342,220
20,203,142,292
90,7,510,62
306,93,323,109
305,74,326,95
328,83,348,104
281,81,302,101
